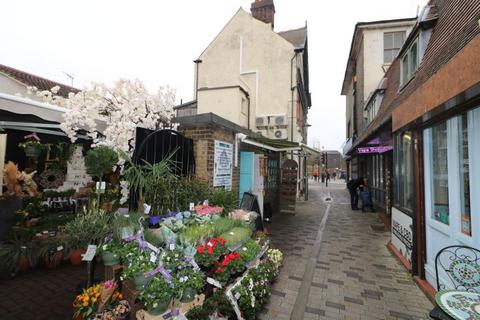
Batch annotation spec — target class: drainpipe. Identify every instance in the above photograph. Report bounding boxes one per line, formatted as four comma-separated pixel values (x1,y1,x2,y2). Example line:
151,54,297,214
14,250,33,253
194,59,202,99
247,93,251,130
290,48,304,158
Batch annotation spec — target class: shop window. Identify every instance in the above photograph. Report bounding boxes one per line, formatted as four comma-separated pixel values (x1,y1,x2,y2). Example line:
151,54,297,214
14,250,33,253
430,122,449,225
394,131,414,212
458,114,471,235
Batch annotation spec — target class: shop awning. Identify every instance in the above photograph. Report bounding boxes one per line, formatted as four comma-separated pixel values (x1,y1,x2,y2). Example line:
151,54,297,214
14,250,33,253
242,135,301,152
0,92,107,133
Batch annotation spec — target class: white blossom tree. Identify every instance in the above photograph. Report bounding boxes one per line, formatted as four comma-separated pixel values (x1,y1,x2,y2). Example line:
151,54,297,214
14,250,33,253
28,79,176,154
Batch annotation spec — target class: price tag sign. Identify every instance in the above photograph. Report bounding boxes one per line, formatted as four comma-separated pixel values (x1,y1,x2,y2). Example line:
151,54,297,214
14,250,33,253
144,203,152,214
207,277,222,288
150,252,157,263
189,202,195,211
82,245,97,261
169,243,176,251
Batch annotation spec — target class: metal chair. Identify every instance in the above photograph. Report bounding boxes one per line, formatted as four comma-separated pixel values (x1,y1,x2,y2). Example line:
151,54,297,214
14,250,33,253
429,245,480,319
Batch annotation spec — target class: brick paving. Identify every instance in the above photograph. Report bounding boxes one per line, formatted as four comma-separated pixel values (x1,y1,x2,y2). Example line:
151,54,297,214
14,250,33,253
0,262,104,320
261,181,433,320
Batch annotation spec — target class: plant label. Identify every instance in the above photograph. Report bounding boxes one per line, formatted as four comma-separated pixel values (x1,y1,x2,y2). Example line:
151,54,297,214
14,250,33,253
169,243,176,251
150,252,157,263
203,199,209,206
144,203,152,214
189,202,195,211
207,277,222,288
82,245,97,261
57,246,64,251
189,258,200,271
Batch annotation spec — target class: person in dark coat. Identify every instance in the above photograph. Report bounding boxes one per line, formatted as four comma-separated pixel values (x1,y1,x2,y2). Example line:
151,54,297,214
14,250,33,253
347,177,363,210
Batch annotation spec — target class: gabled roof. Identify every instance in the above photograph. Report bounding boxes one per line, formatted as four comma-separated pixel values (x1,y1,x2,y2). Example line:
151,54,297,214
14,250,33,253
277,26,307,49
0,64,80,97
340,17,417,95
391,0,480,110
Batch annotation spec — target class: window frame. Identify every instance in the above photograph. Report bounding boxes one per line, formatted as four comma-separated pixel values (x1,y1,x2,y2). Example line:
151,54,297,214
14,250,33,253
400,37,420,87
383,31,406,64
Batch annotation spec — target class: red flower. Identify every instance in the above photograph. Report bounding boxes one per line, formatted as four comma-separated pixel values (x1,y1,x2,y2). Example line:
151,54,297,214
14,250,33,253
217,237,226,245
216,267,223,273
210,238,217,246
221,260,229,266
197,245,204,254
207,246,213,254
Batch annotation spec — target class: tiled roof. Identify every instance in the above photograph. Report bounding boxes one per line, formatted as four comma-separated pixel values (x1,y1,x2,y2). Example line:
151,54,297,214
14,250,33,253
0,64,80,97
278,27,307,48
389,0,480,112
351,0,480,150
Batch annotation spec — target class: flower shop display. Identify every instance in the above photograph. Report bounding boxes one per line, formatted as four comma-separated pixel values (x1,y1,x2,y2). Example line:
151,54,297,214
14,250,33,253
139,275,174,315
173,267,205,302
219,227,253,249
73,280,124,320
195,236,228,268
39,239,65,269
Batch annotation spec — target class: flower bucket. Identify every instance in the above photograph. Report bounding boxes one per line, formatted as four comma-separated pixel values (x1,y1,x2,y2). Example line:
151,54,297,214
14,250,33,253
180,287,196,303
119,227,134,240
70,248,86,265
133,273,150,290
18,256,31,273
148,299,170,315
102,251,120,266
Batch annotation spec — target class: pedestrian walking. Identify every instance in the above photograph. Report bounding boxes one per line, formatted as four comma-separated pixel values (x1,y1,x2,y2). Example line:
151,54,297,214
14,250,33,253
347,177,363,210
325,171,330,187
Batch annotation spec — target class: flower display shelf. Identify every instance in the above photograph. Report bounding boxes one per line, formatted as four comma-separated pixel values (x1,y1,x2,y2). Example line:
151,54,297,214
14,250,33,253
225,241,270,320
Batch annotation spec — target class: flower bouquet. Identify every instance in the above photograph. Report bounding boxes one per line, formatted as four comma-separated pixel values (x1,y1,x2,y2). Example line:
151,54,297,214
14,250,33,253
73,281,123,320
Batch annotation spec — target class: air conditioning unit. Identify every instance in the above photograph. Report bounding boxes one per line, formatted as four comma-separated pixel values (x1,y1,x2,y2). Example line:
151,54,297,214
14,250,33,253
272,128,288,140
255,116,269,128
272,114,288,128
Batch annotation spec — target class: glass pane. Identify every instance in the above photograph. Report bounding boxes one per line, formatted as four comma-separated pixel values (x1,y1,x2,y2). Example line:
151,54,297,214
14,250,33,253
431,122,449,224
459,114,471,236
394,32,406,48
384,33,393,49
402,54,409,84
410,43,418,74
401,132,413,210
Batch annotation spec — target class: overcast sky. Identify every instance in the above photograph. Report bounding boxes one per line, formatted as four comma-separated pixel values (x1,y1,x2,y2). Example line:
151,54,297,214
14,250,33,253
1,0,427,150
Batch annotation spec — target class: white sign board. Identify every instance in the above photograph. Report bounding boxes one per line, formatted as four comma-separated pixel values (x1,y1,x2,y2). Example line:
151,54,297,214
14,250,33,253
391,207,413,264
213,140,233,190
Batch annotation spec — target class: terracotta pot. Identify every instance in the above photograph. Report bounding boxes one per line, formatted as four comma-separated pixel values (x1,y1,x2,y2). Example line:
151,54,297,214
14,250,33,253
70,249,86,265
18,256,30,273
44,251,64,269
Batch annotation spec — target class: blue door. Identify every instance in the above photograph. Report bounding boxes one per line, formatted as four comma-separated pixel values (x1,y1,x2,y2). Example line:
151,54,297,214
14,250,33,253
239,151,254,201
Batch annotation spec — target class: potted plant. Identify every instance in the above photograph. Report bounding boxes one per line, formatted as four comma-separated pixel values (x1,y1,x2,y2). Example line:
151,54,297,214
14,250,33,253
84,146,118,182
139,275,174,315
65,209,112,265
98,242,123,266
39,239,65,269
0,236,39,275
18,138,47,158
120,250,156,290
173,267,205,303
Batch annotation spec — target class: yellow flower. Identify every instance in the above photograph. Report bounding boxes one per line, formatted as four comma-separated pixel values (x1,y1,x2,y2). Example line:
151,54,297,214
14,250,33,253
92,298,97,303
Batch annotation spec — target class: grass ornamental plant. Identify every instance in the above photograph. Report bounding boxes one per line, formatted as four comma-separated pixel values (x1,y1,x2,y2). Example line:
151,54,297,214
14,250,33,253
65,209,112,250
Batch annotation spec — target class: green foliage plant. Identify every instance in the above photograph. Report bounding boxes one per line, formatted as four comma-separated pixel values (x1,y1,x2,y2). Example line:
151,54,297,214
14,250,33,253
210,188,237,215
139,275,174,309
84,146,118,181
0,235,39,275
219,227,253,248
239,239,261,263
173,267,205,298
64,209,112,250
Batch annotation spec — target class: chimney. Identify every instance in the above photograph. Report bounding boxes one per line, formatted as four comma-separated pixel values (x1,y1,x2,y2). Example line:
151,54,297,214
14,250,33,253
251,0,275,29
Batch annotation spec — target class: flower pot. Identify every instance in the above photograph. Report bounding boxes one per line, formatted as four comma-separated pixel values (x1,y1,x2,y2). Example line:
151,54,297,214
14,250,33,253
18,256,31,273
148,299,170,315
119,227,134,240
180,287,197,303
102,251,120,266
70,248,86,265
133,273,149,290
44,251,64,269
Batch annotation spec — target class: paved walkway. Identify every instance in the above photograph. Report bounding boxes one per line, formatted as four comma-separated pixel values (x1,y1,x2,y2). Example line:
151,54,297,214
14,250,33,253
261,181,433,320
0,262,104,320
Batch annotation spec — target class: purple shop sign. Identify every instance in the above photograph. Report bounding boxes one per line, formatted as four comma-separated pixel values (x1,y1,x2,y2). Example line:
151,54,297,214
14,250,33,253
357,146,393,154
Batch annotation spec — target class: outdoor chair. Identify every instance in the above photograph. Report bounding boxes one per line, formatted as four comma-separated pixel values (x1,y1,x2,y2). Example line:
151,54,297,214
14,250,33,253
429,245,480,319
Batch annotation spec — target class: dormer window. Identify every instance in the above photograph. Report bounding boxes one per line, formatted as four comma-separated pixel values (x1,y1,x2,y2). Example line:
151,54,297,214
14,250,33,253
401,38,419,86
384,31,406,64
